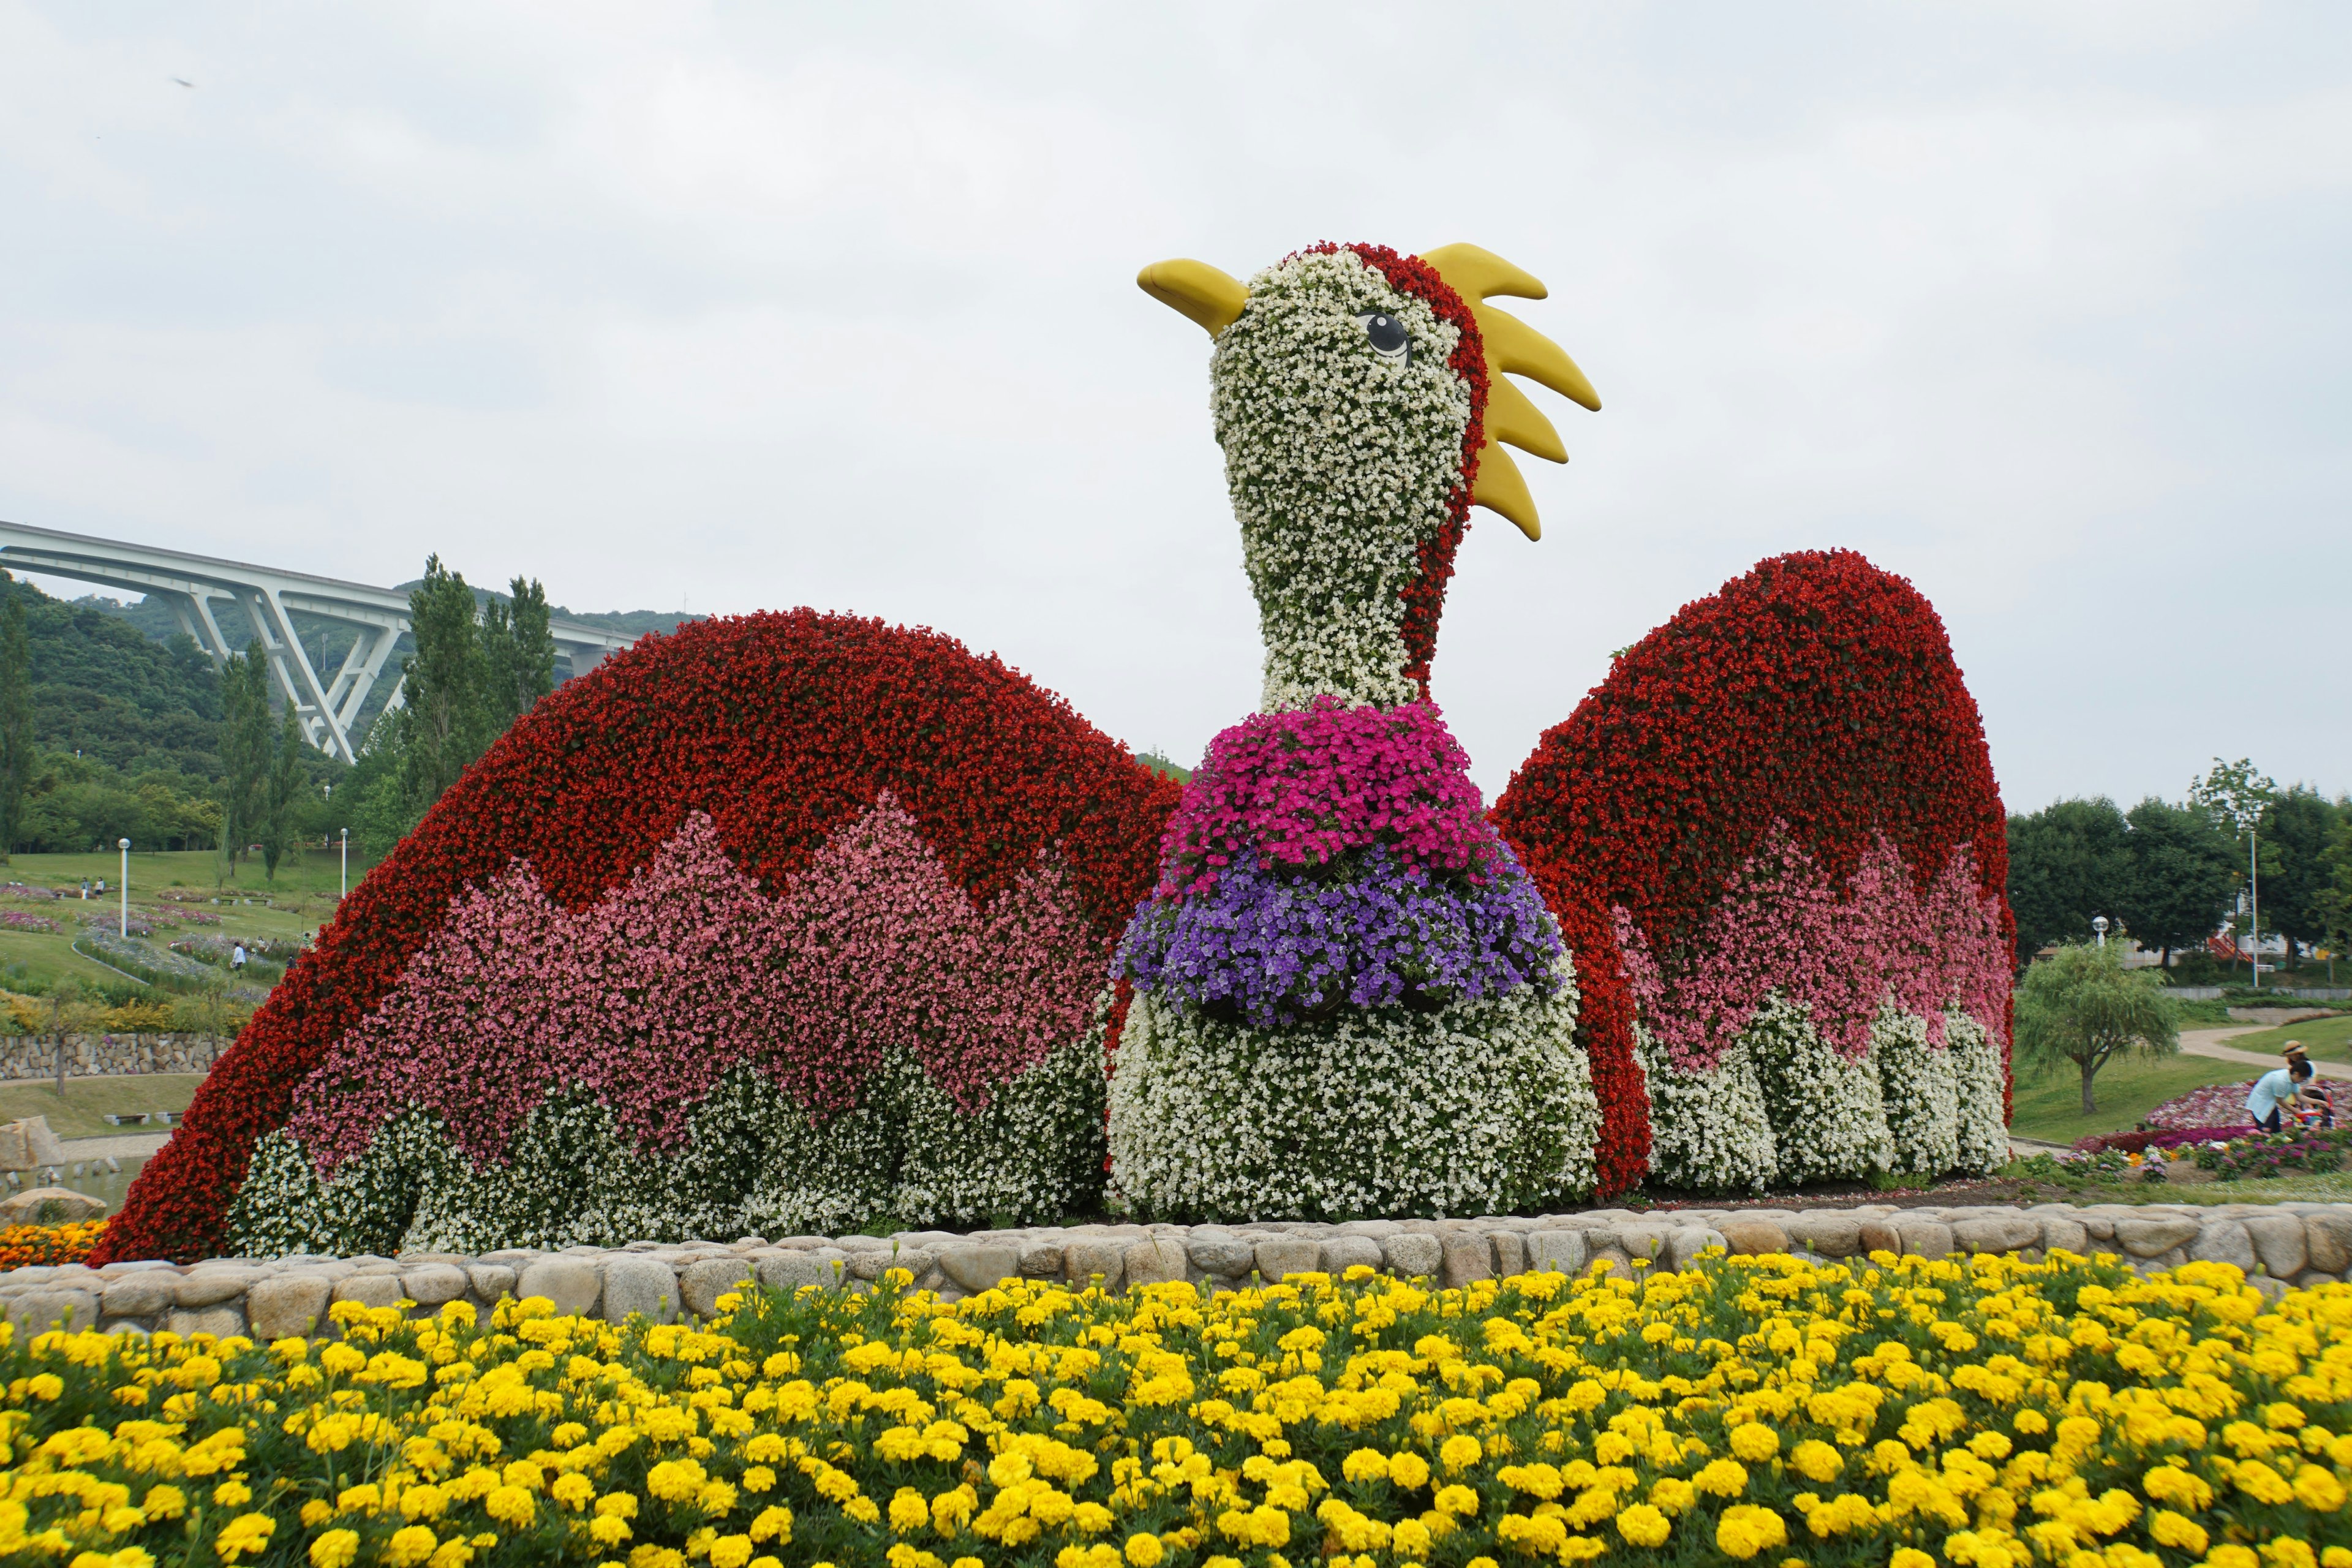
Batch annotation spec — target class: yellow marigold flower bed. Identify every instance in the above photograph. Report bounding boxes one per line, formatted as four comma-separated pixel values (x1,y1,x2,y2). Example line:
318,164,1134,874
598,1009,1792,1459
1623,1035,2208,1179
4,1251,2352,1567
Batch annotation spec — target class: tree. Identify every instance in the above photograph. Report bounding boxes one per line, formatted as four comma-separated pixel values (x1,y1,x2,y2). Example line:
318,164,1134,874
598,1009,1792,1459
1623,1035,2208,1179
215,641,273,878
0,594,27,858
2260,786,2344,971
393,556,488,821
481,576,557,734
2114,797,2236,968
2190,757,2278,979
2005,797,2133,965
2015,941,2181,1114
260,705,304,883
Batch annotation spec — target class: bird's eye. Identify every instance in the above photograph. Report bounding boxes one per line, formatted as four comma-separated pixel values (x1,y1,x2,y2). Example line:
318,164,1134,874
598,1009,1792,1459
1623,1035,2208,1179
1357,312,1411,363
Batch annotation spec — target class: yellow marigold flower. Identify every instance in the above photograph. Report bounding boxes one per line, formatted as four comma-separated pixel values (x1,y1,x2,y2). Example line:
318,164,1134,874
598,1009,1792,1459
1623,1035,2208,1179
309,1529,361,1568
1434,1485,1479,1518
1125,1534,1165,1567
1649,1477,1695,1515
1695,1459,1749,1497
2204,1548,2260,1568
2297,1464,2350,1511
26,1373,64,1400
213,1512,276,1562
213,1480,254,1508
299,1501,334,1528
2149,1510,2207,1554
1389,1453,1431,1491
1341,1449,1389,1484
1439,1436,1481,1473
845,1496,881,1525
1890,1551,1934,1568
1727,1425,1779,1463
1615,1504,1670,1548
590,1515,633,1547
707,1537,753,1568
889,1489,930,1534
1714,1504,1787,1561
383,1526,438,1567
141,1487,187,1521
551,1474,594,1512
647,1460,706,1502
1789,1440,1842,1482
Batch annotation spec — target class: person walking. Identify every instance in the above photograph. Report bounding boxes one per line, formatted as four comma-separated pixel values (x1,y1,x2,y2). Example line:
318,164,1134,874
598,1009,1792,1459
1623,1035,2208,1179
230,941,247,974
2247,1052,2316,1134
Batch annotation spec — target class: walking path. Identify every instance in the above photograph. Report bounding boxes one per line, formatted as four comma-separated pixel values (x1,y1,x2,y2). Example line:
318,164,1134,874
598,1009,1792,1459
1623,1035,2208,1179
56,1133,170,1161
2178,1025,2349,1077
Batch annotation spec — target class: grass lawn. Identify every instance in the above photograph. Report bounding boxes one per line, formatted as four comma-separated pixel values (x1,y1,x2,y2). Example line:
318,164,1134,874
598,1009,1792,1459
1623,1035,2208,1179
6,846,377,902
2008,1052,2254,1146
0,1073,205,1139
2222,1014,2352,1063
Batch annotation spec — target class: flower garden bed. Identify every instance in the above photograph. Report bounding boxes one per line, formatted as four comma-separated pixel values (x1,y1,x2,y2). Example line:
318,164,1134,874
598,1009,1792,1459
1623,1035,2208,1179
7,1242,2352,1567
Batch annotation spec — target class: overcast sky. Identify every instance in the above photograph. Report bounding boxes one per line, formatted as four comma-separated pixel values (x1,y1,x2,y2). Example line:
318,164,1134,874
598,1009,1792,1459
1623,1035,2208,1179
2,2,2345,810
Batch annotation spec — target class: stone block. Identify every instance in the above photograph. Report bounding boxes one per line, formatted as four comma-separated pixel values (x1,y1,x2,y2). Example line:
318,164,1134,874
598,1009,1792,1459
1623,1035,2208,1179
682,1258,758,1317
2244,1214,2307,1279
1064,1240,1126,1290
1319,1237,1384,1276
1664,1229,1725,1272
1584,1246,1633,1280
2037,1217,2090,1256
2113,1216,2202,1259
1381,1234,1444,1278
176,1269,259,1308
849,1247,936,1284
515,1257,601,1317
1717,1219,1789,1257
0,1186,104,1224
2305,1212,2352,1276
1254,1238,1321,1283
331,1274,404,1311
1441,1234,1493,1288
1611,1226,1670,1262
7,1288,97,1335
100,1274,178,1319
1186,1238,1256,1279
247,1275,334,1340
1125,1240,1189,1287
758,1252,845,1291
1950,1213,2040,1256
165,1305,246,1338
0,1114,67,1172
1525,1231,1586,1275
601,1256,680,1324
1893,1219,1953,1260
1019,1243,1066,1278
401,1265,470,1308
1484,1232,1526,1276
2188,1219,2256,1274
1783,1215,1862,1258
466,1264,518,1305
937,1246,1023,1295
1856,1219,1902,1257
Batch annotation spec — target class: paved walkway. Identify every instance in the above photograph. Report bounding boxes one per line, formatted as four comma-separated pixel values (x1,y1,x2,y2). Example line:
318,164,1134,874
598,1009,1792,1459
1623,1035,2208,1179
2178,1025,2350,1077
56,1132,170,1160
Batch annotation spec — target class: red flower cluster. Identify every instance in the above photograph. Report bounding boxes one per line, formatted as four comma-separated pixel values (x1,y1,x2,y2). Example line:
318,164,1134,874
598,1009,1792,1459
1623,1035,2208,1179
1292,242,1490,697
97,612,1182,1264
1493,551,2014,1190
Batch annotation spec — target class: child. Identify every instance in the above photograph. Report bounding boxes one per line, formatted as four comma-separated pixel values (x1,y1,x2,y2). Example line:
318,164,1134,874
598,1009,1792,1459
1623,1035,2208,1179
2248,1052,2317,1134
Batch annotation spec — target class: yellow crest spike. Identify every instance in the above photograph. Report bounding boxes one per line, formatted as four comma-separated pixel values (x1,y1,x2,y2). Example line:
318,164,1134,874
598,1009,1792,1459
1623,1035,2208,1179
1485,374,1566,464
1137,259,1250,337
1470,300,1601,413
1422,243,1547,303
1471,444,1540,541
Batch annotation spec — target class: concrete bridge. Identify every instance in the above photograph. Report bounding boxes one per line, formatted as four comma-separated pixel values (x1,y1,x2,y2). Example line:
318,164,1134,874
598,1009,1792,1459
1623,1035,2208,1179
0,519,638,763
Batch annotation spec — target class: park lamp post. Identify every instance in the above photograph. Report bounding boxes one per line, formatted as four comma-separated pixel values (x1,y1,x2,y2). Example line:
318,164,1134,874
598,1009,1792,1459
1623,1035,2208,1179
340,828,349,900
117,838,130,938
2093,914,2109,952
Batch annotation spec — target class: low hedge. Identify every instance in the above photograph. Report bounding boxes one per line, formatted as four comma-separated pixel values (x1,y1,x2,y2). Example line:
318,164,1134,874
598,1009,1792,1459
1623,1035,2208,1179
5,1252,2350,1567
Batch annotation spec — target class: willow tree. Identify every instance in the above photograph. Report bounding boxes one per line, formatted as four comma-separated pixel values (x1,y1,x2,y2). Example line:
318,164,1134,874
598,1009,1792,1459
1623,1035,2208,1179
2015,941,2181,1115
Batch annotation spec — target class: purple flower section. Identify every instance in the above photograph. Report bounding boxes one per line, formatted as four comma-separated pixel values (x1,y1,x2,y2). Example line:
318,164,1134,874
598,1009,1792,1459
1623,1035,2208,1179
1119,844,1564,1028
1156,697,1493,898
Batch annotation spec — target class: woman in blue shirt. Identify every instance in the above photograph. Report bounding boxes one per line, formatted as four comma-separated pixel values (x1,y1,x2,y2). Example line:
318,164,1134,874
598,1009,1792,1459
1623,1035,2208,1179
2247,1055,2316,1134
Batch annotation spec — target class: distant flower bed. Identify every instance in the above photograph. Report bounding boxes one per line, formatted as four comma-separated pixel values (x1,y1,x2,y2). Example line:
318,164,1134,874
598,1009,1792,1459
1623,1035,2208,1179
2075,1125,2258,1155
2195,1126,2352,1182
3,1253,2348,1567
78,913,156,938
1,883,59,902
0,911,58,933
175,908,221,926
156,889,216,904
2145,1080,2261,1130
0,1219,105,1270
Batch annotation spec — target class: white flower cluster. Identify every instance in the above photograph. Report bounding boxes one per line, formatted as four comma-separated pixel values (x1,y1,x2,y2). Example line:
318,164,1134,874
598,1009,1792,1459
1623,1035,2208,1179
1212,249,1473,710
1108,977,1597,1221
1746,998,1895,1185
224,1030,1108,1256
1640,996,2011,1193
1637,1024,1777,1193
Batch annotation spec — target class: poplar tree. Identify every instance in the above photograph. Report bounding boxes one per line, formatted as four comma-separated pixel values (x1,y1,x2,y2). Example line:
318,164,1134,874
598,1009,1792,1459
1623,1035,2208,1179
216,641,273,876
261,705,304,883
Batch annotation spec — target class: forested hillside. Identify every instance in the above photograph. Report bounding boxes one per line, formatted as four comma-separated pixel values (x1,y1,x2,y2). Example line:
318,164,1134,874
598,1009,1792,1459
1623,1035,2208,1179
7,574,224,776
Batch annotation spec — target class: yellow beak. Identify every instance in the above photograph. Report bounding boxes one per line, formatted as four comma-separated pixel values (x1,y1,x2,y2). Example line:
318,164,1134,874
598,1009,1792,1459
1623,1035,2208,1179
1137,259,1250,336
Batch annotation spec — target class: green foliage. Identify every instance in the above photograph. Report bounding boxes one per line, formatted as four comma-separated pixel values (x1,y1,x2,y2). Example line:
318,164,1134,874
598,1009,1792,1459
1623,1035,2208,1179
2261,785,2345,970
262,706,304,882
2015,941,2181,1116
0,595,28,859
216,641,273,874
2005,797,2132,962
0,571,224,777
2112,796,2237,965
354,560,562,855
15,751,222,852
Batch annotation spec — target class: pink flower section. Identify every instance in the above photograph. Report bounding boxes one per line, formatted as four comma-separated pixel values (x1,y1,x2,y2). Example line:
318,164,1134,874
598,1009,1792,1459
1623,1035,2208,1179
1156,697,1494,898
287,802,1102,1175
1615,823,2008,1075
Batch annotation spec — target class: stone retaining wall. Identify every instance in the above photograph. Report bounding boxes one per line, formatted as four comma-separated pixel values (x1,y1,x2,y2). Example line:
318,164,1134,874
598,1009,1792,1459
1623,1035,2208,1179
0,1033,221,1081
7,1199,2345,1342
